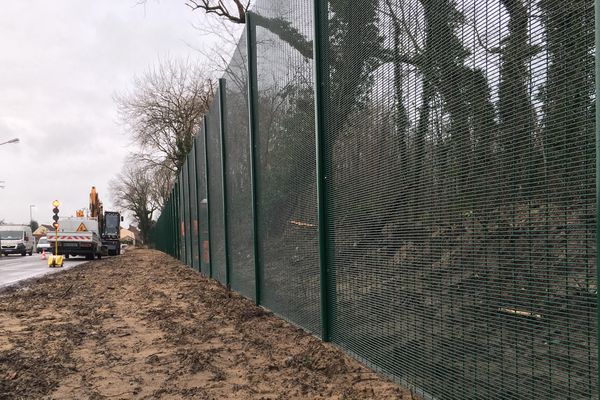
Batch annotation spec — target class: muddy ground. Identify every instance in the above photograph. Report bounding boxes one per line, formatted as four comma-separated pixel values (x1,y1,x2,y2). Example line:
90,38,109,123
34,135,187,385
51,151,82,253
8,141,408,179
0,249,415,399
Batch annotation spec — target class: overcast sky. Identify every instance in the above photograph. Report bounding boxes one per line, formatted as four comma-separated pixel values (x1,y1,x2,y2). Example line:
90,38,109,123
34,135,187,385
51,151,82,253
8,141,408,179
0,1,224,226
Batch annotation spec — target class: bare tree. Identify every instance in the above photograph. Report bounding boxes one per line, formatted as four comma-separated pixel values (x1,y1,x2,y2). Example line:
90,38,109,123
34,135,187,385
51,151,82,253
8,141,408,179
115,58,214,173
185,0,250,23
150,163,175,210
110,161,160,244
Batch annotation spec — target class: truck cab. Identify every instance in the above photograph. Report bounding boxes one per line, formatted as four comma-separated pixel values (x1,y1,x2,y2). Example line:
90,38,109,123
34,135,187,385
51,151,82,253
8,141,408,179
102,211,122,256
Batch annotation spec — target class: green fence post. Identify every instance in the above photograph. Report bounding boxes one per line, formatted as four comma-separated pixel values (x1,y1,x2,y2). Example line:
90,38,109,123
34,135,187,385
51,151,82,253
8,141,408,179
218,78,231,289
203,116,213,278
595,0,600,390
246,11,262,305
312,0,332,342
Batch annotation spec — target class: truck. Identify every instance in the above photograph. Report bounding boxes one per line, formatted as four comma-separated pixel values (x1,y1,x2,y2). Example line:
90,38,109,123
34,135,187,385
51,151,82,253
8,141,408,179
46,218,103,260
47,187,122,261
88,186,123,256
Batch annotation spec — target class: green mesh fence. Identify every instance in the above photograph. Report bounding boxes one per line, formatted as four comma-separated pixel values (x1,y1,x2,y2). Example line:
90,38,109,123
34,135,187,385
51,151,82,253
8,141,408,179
224,36,256,300
177,174,185,263
188,144,200,271
253,1,321,334
150,0,598,397
206,89,227,284
174,182,181,261
183,158,192,266
195,126,211,276
322,0,597,399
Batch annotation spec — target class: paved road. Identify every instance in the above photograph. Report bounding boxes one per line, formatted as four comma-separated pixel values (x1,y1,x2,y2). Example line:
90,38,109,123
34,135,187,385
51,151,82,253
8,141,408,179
0,253,87,289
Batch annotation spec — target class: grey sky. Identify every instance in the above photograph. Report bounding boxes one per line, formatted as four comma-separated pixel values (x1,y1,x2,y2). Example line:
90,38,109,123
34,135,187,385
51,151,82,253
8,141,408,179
0,1,221,226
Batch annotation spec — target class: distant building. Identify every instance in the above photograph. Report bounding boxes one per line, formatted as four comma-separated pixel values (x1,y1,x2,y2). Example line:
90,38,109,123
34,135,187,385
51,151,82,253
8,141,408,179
120,228,136,245
128,224,142,244
33,224,54,240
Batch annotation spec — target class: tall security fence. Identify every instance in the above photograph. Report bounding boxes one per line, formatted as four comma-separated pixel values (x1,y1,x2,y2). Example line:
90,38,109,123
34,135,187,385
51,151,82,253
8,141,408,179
150,0,598,398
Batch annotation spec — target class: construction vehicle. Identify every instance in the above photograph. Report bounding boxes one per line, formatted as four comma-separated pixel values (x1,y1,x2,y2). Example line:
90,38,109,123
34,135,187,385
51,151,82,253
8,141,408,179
47,187,123,260
103,211,122,256
89,186,123,256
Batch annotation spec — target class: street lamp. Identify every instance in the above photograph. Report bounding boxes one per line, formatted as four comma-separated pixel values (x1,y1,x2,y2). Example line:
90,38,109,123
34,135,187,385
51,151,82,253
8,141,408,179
0,138,19,146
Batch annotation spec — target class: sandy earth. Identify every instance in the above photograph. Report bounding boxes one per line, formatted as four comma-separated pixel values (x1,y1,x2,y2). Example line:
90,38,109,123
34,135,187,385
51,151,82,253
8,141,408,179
0,249,415,399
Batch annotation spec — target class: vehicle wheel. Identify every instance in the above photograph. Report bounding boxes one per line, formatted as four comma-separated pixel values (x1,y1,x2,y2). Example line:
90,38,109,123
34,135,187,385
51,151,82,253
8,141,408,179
97,253,102,260
28,251,32,256
85,254,93,260
65,254,69,259
21,252,26,256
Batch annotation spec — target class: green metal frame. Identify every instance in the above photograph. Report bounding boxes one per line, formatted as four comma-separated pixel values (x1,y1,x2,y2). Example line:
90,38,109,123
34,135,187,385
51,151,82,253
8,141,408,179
312,0,332,342
218,78,231,289
203,116,213,278
183,161,190,266
246,11,262,305
171,187,177,257
595,0,600,390
174,181,180,260
193,138,203,271
187,144,198,271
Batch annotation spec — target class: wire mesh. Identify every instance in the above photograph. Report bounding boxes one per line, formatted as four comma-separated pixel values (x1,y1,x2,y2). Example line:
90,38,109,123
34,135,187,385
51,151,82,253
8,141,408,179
253,0,321,334
323,0,597,399
182,157,192,267
188,145,200,271
177,175,185,263
195,125,211,276
223,34,256,300
206,91,227,284
150,0,597,397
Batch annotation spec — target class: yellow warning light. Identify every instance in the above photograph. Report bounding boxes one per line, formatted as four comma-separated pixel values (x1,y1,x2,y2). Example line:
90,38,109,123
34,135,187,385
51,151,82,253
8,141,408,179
52,200,60,207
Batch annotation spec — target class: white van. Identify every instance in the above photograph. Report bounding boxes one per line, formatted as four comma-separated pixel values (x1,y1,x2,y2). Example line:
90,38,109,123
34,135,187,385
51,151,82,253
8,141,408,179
0,225,34,256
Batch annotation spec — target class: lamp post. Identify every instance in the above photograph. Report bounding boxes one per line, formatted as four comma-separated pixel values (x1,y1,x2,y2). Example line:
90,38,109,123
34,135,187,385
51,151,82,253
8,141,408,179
29,204,35,223
0,138,19,146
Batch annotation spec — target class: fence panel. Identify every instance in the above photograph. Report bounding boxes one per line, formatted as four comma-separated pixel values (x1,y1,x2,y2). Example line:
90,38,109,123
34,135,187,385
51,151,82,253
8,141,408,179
206,90,227,284
195,126,211,275
322,1,597,399
177,177,185,262
223,35,256,300
182,157,192,266
188,144,200,271
253,0,321,334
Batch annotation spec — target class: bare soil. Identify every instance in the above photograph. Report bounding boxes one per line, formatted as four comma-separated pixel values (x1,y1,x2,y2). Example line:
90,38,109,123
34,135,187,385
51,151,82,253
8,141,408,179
0,249,415,399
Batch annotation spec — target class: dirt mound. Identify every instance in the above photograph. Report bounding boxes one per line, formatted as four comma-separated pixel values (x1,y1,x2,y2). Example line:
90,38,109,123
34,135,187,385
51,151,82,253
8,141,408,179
0,249,415,399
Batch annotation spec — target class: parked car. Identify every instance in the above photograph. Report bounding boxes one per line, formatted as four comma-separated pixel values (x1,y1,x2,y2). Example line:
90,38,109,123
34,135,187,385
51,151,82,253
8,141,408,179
36,236,52,254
